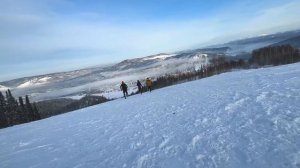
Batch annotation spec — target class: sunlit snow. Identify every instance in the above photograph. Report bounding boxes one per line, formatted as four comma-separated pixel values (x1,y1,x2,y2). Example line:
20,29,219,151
0,63,300,168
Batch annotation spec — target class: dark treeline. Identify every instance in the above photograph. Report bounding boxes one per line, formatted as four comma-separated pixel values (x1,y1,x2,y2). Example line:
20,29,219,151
135,57,248,93
136,45,300,93
36,95,110,119
250,45,300,66
152,57,248,90
0,89,40,128
0,91,109,129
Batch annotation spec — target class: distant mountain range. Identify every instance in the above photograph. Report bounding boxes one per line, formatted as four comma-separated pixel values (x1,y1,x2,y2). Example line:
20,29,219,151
1,29,300,101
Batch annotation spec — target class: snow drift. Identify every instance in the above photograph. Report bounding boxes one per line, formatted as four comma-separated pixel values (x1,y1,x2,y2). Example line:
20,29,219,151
0,63,300,168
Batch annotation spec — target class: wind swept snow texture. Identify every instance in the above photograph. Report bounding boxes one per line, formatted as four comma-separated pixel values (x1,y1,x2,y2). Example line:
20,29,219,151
1,63,300,168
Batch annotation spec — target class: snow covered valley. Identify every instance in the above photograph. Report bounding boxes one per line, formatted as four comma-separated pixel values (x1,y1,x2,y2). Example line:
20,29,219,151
0,63,300,168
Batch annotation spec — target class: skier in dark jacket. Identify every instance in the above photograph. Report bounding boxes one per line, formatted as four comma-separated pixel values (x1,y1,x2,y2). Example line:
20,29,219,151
137,80,143,94
120,81,128,99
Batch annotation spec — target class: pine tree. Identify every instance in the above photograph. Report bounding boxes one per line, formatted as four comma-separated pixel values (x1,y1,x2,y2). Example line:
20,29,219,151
0,91,42,128
5,90,13,125
25,95,34,121
18,97,28,123
0,92,8,128
7,89,20,125
32,103,41,120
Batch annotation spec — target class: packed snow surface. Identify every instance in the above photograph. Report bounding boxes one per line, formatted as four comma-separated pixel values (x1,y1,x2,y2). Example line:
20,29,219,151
1,63,300,168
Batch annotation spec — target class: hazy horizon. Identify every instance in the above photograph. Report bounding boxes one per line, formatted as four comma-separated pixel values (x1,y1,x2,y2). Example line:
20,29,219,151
1,0,300,82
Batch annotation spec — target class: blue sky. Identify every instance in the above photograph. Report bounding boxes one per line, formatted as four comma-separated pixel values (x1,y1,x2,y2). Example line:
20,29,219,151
1,0,300,81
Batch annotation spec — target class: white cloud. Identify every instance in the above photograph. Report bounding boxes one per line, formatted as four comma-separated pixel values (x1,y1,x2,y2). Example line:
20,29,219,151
0,0,300,81
242,0,300,35
2,0,299,58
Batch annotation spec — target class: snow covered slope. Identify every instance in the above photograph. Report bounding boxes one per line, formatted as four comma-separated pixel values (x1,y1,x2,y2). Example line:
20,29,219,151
0,63,300,168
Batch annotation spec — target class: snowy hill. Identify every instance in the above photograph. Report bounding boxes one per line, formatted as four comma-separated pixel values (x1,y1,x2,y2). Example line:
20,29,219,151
0,84,9,91
1,63,300,168
1,29,300,101
1,52,209,101
271,35,300,48
213,29,300,55
17,77,52,88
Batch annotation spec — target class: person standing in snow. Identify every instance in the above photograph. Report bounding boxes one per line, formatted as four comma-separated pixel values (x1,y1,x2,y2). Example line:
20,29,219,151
137,80,143,94
145,78,153,92
120,81,129,99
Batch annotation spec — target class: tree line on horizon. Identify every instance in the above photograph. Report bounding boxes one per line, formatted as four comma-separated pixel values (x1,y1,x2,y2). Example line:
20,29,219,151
0,89,40,128
137,57,248,92
250,45,300,66
136,45,300,92
0,89,110,129
36,95,109,119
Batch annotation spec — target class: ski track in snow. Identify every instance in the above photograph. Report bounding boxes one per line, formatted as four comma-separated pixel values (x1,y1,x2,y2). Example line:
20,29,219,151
1,63,300,168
